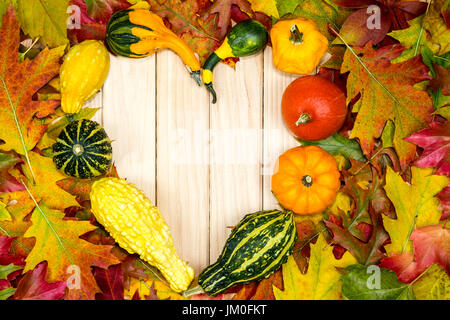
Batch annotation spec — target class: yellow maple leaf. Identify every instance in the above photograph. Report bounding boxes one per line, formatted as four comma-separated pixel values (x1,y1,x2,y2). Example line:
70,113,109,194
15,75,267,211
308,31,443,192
383,167,449,255
273,233,356,300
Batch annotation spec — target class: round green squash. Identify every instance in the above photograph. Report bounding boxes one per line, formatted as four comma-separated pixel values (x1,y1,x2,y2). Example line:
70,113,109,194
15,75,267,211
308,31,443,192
226,19,269,57
52,119,113,179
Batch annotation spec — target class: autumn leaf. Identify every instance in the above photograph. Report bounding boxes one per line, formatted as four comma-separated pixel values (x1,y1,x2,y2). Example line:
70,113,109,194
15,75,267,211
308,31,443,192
83,0,131,23
410,224,450,275
12,262,66,300
248,0,278,18
0,152,23,194
429,65,450,96
325,164,391,264
203,0,253,39
387,0,449,64
127,277,186,300
93,264,124,300
22,202,120,300
68,0,132,43
412,264,449,300
341,43,433,168
17,152,79,212
341,264,415,300
380,251,420,283
0,264,21,280
382,167,449,255
148,0,221,64
405,121,450,176
293,0,352,42
273,233,356,300
276,0,301,18
325,209,389,266
0,191,36,256
297,133,366,163
0,236,24,266
438,186,450,220
381,224,450,285
13,0,69,47
333,7,391,47
0,7,64,180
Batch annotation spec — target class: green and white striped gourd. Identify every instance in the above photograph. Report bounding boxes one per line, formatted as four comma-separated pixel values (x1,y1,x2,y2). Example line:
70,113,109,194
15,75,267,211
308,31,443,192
187,210,297,296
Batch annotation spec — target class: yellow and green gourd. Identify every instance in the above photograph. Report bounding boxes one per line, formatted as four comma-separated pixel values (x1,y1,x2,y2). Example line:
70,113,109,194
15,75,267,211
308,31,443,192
52,119,112,179
202,19,269,103
90,177,195,293
185,210,297,296
60,40,110,114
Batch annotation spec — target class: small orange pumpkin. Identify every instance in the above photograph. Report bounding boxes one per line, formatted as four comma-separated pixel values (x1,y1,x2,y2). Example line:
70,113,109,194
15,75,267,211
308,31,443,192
272,146,340,215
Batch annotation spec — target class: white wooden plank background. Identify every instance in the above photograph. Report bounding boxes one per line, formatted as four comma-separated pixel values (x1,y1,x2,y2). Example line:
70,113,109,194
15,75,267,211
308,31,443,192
87,48,300,274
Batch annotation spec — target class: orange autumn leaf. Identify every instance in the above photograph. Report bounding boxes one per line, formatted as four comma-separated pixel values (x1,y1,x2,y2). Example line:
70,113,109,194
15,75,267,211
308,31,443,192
342,43,433,169
12,152,79,212
23,202,120,300
0,191,36,256
0,6,64,156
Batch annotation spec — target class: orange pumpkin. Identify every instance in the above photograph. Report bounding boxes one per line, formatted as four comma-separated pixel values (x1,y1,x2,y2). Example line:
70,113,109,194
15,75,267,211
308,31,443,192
272,146,340,215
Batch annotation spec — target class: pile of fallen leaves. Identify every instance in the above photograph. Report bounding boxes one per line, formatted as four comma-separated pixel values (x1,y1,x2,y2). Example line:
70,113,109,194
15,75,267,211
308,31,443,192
0,0,449,300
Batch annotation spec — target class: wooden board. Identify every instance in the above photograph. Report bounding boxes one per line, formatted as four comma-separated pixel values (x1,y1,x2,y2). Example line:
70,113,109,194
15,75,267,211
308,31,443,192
100,48,297,274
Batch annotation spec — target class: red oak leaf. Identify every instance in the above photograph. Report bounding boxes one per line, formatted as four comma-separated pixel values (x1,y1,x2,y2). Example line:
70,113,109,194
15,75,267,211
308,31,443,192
405,121,450,176
12,262,66,300
93,264,124,300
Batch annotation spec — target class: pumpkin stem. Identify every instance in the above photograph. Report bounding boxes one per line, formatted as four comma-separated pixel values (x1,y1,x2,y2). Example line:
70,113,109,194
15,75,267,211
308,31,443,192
301,175,313,187
296,113,311,126
289,25,303,45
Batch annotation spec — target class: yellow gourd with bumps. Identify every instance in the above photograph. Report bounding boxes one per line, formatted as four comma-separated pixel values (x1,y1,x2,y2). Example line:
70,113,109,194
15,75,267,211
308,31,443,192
90,177,195,292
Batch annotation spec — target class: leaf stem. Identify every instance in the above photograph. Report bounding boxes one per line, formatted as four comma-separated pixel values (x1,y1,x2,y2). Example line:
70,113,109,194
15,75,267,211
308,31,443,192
329,27,403,108
412,0,432,57
20,178,74,265
0,77,36,184
19,37,40,62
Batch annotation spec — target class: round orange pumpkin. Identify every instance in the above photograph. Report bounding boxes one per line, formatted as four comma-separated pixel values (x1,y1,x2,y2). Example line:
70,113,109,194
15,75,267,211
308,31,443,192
281,75,347,141
272,145,340,215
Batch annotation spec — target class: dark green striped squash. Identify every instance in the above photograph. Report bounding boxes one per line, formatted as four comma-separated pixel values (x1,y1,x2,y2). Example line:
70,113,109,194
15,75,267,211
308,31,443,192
186,210,297,296
202,19,268,103
52,119,112,179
